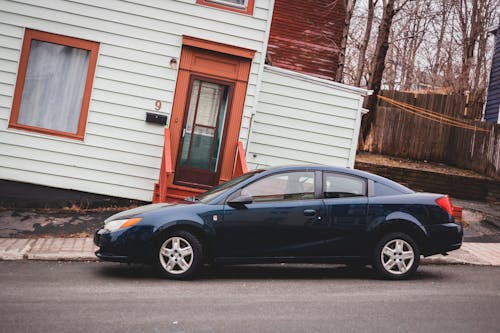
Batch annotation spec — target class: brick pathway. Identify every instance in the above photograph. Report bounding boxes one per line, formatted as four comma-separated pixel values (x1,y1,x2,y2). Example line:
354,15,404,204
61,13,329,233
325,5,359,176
0,238,97,261
0,239,35,260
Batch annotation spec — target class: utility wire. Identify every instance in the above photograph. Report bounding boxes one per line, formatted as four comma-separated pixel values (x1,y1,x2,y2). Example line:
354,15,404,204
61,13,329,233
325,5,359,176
378,95,489,133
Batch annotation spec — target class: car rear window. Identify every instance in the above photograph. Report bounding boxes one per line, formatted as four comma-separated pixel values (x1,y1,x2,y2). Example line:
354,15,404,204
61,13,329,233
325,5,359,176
374,182,405,196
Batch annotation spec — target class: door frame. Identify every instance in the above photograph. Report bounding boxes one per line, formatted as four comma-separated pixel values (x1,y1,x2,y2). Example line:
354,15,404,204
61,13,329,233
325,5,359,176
168,36,255,188
174,74,235,188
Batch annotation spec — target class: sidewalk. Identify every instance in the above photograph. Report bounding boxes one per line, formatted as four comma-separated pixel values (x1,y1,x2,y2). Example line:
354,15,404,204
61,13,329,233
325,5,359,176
1,237,500,266
0,238,96,261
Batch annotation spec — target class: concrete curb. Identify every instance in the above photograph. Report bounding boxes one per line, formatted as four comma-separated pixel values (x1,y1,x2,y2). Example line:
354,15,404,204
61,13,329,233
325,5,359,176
0,237,98,261
421,246,494,266
26,238,98,261
1,238,500,266
0,239,36,260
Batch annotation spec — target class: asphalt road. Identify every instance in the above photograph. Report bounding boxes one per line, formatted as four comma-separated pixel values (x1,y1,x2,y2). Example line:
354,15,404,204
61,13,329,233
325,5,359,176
1,262,499,333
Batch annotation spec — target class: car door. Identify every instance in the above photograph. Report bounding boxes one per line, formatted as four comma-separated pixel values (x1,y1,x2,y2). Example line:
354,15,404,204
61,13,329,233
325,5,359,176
321,172,369,256
219,170,328,258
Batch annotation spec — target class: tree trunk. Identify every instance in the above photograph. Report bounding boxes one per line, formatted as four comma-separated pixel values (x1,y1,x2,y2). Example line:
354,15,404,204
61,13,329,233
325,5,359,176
361,0,398,140
431,0,450,83
457,0,479,94
335,0,357,83
354,0,376,87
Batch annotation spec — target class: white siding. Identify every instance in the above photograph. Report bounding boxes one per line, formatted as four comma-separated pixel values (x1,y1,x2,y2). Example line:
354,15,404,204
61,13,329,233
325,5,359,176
0,0,272,201
247,66,369,170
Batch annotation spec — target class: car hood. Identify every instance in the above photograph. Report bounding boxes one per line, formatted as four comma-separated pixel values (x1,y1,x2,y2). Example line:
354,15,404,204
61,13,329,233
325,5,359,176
104,203,175,223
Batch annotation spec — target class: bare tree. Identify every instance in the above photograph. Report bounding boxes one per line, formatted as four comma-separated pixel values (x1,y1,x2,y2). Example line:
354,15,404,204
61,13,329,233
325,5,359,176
335,0,357,82
431,0,452,86
400,1,435,90
362,0,410,140
472,0,496,100
456,0,480,95
343,0,496,108
354,0,377,87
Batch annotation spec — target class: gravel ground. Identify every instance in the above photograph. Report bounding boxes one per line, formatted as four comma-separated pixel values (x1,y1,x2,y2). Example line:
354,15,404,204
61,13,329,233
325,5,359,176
0,208,118,238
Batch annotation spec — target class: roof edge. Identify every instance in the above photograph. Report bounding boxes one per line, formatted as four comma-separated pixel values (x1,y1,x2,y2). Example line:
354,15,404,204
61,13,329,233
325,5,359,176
263,65,372,97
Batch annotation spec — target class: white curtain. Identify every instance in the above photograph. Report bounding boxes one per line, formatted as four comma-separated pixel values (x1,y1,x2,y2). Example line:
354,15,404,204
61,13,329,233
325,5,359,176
18,40,90,134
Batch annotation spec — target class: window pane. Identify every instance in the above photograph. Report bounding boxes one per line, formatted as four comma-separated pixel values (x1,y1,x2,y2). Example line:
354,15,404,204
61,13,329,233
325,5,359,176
17,40,90,134
241,172,315,202
375,182,403,196
180,80,229,171
324,173,367,198
196,82,222,128
208,0,247,8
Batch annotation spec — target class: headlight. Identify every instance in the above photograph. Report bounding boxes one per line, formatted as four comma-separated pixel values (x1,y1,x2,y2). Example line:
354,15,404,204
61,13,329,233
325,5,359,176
104,217,143,232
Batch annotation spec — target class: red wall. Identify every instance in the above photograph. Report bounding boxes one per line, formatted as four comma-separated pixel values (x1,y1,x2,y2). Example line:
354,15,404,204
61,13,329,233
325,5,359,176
267,0,345,80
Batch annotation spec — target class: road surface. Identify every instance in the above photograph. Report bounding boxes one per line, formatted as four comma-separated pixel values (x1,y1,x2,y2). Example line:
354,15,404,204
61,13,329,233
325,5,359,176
1,261,499,332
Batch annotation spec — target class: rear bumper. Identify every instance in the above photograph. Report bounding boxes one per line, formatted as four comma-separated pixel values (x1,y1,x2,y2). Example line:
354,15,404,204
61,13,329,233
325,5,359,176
424,222,463,256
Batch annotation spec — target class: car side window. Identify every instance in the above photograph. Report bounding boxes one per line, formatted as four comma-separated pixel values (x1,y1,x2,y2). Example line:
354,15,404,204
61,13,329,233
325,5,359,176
323,173,367,198
374,182,404,196
241,171,315,202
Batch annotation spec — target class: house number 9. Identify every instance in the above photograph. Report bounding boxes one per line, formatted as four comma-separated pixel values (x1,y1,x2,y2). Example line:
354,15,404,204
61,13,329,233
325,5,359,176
155,100,162,111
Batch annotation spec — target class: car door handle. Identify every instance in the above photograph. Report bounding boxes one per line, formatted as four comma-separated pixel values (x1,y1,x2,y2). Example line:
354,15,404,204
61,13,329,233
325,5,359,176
303,209,317,216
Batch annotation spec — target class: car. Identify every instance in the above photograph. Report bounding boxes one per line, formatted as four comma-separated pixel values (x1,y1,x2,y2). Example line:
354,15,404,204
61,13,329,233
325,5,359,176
94,165,463,280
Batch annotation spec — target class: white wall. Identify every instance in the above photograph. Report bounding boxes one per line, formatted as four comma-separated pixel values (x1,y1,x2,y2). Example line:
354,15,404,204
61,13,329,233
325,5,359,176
0,0,273,201
247,65,370,170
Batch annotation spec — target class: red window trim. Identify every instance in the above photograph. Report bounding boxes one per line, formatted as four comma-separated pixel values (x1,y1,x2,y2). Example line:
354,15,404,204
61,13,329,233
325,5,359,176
196,0,255,15
9,29,99,140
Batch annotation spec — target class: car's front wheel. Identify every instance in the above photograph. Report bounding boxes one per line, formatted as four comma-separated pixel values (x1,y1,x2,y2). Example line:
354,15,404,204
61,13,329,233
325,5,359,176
372,232,420,280
155,231,203,280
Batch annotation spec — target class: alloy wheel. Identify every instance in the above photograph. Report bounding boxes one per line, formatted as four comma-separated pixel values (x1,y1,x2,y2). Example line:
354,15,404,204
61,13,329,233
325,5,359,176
380,239,415,275
159,236,194,275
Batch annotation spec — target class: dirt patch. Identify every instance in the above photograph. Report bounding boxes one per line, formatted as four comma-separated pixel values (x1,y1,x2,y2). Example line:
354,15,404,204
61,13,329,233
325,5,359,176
356,152,488,179
453,199,500,242
0,209,121,238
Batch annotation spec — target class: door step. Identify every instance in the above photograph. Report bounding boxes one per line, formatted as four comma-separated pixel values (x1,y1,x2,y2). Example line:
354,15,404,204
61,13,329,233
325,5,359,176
153,183,207,203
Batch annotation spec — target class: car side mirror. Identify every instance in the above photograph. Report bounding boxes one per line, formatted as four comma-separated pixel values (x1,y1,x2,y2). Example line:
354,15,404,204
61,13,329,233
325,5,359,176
227,194,253,208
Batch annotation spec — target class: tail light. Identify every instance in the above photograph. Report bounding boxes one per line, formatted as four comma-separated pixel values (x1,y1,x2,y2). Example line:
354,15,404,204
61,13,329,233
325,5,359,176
435,196,453,215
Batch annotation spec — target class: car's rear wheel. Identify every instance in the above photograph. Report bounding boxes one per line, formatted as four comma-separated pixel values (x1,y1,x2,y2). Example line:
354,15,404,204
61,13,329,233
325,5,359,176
372,232,420,280
155,231,202,280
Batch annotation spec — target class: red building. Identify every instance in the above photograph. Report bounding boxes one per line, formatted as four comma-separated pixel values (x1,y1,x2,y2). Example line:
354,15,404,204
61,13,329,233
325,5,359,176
267,0,345,80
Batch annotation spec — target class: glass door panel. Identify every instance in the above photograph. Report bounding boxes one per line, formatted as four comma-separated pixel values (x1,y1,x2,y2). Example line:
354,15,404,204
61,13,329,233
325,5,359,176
175,77,231,187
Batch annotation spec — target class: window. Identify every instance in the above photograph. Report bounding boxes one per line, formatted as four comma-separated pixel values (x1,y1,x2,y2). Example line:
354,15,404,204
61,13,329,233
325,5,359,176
9,29,99,140
374,182,404,197
197,0,254,15
240,171,315,202
324,173,367,199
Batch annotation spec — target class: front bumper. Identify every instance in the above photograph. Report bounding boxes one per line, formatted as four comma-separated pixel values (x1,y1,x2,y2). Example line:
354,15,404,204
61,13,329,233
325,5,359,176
93,225,156,263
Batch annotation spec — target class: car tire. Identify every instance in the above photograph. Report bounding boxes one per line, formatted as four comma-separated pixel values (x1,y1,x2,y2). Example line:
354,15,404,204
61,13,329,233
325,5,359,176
155,230,203,280
372,232,420,280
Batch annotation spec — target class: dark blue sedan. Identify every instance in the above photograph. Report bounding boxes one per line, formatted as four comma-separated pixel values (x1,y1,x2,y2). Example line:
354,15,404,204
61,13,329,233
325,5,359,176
94,165,463,280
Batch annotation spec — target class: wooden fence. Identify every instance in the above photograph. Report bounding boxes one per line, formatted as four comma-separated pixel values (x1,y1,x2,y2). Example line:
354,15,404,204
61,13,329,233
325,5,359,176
361,91,500,180
378,90,484,120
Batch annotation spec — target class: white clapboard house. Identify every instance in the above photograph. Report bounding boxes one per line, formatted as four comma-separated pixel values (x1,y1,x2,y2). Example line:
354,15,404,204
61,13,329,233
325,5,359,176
0,0,370,202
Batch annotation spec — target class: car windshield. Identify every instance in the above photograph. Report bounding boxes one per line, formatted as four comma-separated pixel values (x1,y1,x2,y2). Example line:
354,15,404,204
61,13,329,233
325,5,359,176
197,170,263,203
